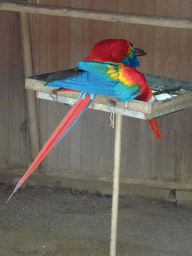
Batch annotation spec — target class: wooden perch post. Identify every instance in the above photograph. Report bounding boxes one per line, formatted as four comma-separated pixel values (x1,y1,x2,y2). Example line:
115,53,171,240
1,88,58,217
20,13,40,162
110,113,123,256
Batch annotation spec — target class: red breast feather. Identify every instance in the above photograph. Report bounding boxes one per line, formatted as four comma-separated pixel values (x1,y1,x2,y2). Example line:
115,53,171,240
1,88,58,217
120,66,154,102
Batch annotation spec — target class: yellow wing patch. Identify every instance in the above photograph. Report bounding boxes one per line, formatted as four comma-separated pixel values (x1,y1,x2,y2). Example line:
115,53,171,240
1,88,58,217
106,64,135,86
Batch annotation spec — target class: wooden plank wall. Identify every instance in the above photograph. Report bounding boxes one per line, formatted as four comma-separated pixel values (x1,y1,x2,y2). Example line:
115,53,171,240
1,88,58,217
0,10,29,170
0,0,191,186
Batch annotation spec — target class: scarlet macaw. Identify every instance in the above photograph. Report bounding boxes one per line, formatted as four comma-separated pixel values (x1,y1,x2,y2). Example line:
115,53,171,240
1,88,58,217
8,39,161,201
53,39,144,94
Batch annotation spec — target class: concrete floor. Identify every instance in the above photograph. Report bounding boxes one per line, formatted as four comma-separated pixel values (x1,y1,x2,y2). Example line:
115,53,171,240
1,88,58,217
1,183,192,255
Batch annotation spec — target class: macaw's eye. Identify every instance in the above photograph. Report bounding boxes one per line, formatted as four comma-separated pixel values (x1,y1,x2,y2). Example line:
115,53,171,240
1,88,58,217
130,43,133,46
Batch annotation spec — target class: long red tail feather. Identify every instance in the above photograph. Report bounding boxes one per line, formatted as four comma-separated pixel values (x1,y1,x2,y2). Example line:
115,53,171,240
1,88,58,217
148,119,162,141
7,94,92,202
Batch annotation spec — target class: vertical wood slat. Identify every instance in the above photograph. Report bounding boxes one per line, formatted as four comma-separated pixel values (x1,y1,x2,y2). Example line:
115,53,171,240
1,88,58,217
121,117,137,179
178,107,191,182
9,12,30,168
187,107,192,176
152,116,164,180
37,98,48,170
139,120,152,180
130,0,145,15
178,29,192,82
92,110,105,176
47,101,59,173
46,15,60,172
161,113,176,181
126,118,141,180
0,11,10,169
28,5,41,167
166,0,180,18
28,0,40,76
138,25,156,75
0,11,29,168
57,16,71,71
8,12,21,167
119,0,131,13
154,26,179,79
19,40,28,167
57,16,71,171
173,111,182,181
155,0,176,17
104,112,115,177
58,102,70,172
69,17,84,171
93,0,119,12
38,15,48,169
179,0,192,19
120,117,129,178
81,109,93,174
20,12,40,164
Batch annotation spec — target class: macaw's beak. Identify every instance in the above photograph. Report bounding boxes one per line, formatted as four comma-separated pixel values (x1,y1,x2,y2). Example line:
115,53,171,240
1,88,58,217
134,48,147,57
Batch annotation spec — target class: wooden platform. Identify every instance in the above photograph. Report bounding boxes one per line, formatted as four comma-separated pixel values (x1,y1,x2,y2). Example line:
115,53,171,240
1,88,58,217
25,71,192,120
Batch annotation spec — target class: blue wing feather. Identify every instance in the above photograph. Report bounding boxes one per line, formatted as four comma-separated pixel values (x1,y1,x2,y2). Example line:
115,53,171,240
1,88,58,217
45,61,140,102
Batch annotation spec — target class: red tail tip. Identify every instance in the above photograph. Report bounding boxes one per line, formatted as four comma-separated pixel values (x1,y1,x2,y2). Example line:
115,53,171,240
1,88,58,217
148,119,162,141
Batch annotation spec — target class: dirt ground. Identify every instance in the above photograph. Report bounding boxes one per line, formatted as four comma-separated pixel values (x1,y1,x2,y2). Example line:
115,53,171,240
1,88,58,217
0,183,192,256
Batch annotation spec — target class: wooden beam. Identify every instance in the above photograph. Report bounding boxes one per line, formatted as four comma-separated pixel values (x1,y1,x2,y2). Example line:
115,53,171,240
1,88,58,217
0,1,192,29
20,13,40,162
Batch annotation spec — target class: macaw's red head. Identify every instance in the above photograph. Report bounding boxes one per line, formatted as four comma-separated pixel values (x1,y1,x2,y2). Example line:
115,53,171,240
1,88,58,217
84,39,146,67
